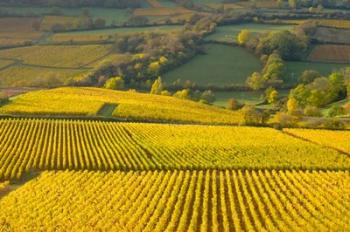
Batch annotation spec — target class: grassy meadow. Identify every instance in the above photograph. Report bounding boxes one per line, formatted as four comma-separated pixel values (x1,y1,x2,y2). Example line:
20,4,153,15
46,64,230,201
164,44,261,87
284,61,349,84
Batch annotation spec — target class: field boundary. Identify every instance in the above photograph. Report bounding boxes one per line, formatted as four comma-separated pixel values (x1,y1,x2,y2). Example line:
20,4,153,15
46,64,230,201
0,170,41,199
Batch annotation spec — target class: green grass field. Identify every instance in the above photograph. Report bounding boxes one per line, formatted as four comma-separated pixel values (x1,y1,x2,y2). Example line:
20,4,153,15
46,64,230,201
284,61,349,85
164,44,261,87
205,23,294,43
213,89,290,107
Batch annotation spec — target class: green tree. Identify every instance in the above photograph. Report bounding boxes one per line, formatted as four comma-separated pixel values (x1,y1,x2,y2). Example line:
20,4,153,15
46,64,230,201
150,76,164,95
328,105,345,117
104,76,125,90
239,105,264,125
246,72,265,90
299,70,321,84
173,89,191,99
201,90,215,103
227,98,240,110
303,106,321,117
265,87,279,104
287,97,298,114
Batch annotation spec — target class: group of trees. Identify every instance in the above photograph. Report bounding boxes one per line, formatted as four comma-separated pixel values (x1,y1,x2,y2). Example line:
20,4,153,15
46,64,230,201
246,53,285,90
149,77,216,103
289,72,346,108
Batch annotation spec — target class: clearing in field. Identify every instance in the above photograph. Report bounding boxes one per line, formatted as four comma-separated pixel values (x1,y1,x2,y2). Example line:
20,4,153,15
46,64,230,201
0,169,349,231
213,89,290,107
308,45,350,64
0,45,113,68
0,87,242,124
204,23,294,43
163,44,261,87
0,119,349,180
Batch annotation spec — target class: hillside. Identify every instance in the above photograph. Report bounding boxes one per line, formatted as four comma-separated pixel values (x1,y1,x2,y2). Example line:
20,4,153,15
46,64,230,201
0,87,242,124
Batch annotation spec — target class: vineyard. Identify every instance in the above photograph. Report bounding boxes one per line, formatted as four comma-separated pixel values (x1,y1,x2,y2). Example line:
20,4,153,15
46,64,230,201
0,65,86,88
0,119,350,180
0,169,349,231
0,87,242,124
284,128,350,154
0,45,113,68
308,45,350,64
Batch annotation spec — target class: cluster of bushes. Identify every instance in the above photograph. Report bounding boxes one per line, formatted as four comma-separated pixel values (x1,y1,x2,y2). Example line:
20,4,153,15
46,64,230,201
148,77,217,104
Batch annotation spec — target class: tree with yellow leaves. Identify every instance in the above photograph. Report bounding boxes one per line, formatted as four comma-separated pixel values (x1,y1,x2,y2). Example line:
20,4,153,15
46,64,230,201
237,29,251,45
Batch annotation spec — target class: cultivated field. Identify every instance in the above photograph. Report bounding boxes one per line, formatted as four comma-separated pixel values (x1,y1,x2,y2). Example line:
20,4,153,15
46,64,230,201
0,65,86,88
0,169,349,231
0,17,43,47
0,45,113,68
308,45,350,64
0,60,15,70
164,44,261,87
284,128,350,154
0,87,242,124
0,119,349,180
312,27,350,45
2,7,132,26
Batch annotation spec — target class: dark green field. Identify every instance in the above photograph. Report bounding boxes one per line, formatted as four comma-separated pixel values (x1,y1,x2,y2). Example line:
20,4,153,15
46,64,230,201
164,44,262,87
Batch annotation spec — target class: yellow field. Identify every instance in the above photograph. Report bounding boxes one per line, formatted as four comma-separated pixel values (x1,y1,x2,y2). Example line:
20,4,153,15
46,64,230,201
0,65,86,87
284,128,350,154
0,169,349,231
0,45,112,68
316,19,350,29
0,119,349,180
0,87,242,124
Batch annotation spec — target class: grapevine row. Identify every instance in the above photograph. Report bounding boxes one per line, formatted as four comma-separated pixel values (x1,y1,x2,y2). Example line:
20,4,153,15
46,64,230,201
0,170,349,231
1,118,350,180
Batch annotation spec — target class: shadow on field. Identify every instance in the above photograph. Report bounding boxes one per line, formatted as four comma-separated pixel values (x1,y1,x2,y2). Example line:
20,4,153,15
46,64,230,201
0,170,41,200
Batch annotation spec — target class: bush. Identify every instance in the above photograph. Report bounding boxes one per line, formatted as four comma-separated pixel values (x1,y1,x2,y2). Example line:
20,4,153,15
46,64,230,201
104,77,125,90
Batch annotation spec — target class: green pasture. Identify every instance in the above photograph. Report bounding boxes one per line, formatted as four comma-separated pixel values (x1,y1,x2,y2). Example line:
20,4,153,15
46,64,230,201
164,44,261,87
